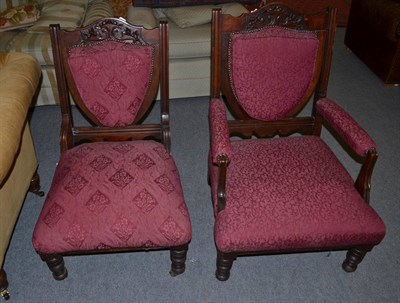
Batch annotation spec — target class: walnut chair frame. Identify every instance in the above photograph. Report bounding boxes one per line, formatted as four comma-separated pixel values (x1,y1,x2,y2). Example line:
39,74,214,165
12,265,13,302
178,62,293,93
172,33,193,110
209,4,386,281
32,18,191,281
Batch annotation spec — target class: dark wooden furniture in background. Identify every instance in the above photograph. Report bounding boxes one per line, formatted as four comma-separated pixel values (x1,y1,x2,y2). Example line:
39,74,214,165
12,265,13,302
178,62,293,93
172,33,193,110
208,4,386,281
262,0,351,26
31,18,192,282
345,0,400,86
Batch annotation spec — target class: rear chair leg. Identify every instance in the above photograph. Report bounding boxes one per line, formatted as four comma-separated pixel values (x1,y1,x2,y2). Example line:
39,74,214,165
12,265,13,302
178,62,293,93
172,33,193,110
0,269,10,300
29,170,44,197
40,254,68,281
169,244,188,277
342,246,372,273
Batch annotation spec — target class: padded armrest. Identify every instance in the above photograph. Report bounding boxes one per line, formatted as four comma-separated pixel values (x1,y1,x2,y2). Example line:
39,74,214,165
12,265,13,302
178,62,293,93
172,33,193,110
0,52,41,183
127,5,158,29
209,98,232,164
316,98,377,157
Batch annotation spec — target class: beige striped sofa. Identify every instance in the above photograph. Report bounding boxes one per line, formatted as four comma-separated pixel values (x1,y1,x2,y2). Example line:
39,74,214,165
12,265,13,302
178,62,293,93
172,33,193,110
0,0,115,106
1,1,259,105
129,2,258,100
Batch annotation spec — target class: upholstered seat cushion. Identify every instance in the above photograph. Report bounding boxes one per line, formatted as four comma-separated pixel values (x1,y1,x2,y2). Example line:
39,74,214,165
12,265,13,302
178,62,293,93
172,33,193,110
33,140,192,254
211,136,386,253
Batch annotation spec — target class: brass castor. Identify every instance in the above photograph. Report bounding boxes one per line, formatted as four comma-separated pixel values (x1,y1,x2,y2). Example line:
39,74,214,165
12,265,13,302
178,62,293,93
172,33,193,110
169,269,180,277
0,270,10,300
0,289,10,301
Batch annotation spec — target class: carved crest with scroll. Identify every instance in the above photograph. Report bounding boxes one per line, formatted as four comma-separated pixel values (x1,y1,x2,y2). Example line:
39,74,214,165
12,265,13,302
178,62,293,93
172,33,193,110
79,18,147,45
244,4,306,31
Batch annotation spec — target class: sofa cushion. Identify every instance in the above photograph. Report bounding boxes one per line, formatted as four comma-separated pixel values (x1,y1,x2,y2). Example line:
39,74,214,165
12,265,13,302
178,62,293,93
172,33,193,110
134,0,259,8
162,4,215,28
27,0,88,33
168,21,211,59
0,0,29,10
83,0,114,26
127,5,158,28
0,1,40,32
3,31,53,65
162,2,248,28
107,0,131,17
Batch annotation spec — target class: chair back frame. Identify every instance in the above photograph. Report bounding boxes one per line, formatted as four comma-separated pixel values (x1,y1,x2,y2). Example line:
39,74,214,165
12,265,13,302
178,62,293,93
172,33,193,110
50,18,171,153
211,4,337,138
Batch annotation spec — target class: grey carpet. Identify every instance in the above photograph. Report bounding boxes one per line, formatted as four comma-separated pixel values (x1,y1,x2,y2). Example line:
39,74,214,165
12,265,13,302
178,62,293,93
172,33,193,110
4,28,400,302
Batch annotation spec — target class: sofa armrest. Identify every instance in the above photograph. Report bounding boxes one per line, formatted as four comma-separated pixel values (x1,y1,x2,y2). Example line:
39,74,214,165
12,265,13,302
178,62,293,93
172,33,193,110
127,5,158,28
0,52,40,183
316,98,377,157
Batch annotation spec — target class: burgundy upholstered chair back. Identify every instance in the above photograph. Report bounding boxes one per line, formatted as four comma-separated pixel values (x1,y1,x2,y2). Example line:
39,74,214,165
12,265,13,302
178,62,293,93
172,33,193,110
67,41,154,127
212,4,336,122
51,18,169,152
229,27,319,121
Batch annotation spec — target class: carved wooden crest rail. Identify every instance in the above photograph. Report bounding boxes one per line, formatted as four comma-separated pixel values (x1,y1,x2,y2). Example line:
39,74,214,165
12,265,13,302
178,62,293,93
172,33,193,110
245,4,306,30
79,18,147,44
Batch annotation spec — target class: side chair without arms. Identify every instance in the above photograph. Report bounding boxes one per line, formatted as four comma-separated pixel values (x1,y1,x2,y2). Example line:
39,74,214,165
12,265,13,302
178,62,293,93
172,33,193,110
208,4,386,281
32,18,192,281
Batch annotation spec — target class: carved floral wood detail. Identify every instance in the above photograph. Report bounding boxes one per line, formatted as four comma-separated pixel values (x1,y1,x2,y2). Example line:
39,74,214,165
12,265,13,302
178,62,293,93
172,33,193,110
245,4,306,30
80,18,146,44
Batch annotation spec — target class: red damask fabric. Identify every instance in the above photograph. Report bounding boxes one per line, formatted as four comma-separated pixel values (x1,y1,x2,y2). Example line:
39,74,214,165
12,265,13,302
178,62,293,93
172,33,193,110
209,98,233,163
230,27,319,121
68,41,153,127
211,136,385,253
317,98,377,156
33,141,192,254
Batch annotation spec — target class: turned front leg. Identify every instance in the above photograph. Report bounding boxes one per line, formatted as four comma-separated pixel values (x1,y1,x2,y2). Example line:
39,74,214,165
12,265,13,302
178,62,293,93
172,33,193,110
169,244,189,277
40,254,68,281
216,251,236,281
342,246,372,273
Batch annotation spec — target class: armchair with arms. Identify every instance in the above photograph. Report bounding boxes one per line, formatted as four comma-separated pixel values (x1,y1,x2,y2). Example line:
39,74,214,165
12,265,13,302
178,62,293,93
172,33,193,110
208,4,386,281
